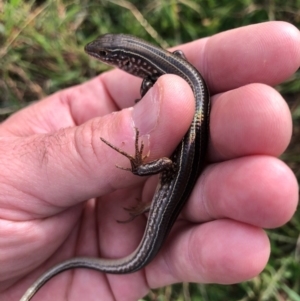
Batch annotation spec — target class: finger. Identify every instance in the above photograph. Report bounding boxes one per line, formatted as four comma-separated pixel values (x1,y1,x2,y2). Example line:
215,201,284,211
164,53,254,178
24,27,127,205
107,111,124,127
0,75,194,219
209,83,292,161
146,219,270,285
180,21,300,93
101,21,300,102
185,156,298,228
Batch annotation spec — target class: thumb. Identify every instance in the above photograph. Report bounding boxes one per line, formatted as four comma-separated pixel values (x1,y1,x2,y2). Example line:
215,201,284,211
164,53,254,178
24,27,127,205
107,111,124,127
0,74,195,219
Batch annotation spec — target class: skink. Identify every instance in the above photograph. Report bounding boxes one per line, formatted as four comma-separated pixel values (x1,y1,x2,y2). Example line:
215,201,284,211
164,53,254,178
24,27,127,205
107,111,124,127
20,34,210,300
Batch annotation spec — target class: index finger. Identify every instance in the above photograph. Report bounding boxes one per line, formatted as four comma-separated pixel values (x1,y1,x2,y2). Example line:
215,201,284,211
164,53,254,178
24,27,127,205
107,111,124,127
177,21,300,93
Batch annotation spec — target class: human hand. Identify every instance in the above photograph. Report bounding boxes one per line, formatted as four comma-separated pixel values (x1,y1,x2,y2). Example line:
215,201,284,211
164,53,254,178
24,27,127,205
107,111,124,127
1,21,299,301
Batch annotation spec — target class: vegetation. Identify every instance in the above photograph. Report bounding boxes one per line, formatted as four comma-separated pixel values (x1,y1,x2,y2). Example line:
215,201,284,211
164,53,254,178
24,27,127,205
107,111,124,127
1,0,300,300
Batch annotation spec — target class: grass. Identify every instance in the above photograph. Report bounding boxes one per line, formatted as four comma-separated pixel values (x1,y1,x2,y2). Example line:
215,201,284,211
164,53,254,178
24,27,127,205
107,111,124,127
1,0,300,300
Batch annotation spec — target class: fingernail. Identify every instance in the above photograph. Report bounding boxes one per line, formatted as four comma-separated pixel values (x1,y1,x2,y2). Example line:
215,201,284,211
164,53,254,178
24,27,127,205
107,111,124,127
132,81,162,135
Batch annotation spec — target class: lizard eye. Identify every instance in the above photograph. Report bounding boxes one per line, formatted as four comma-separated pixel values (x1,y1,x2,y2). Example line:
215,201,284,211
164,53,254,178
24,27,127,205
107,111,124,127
98,50,107,57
